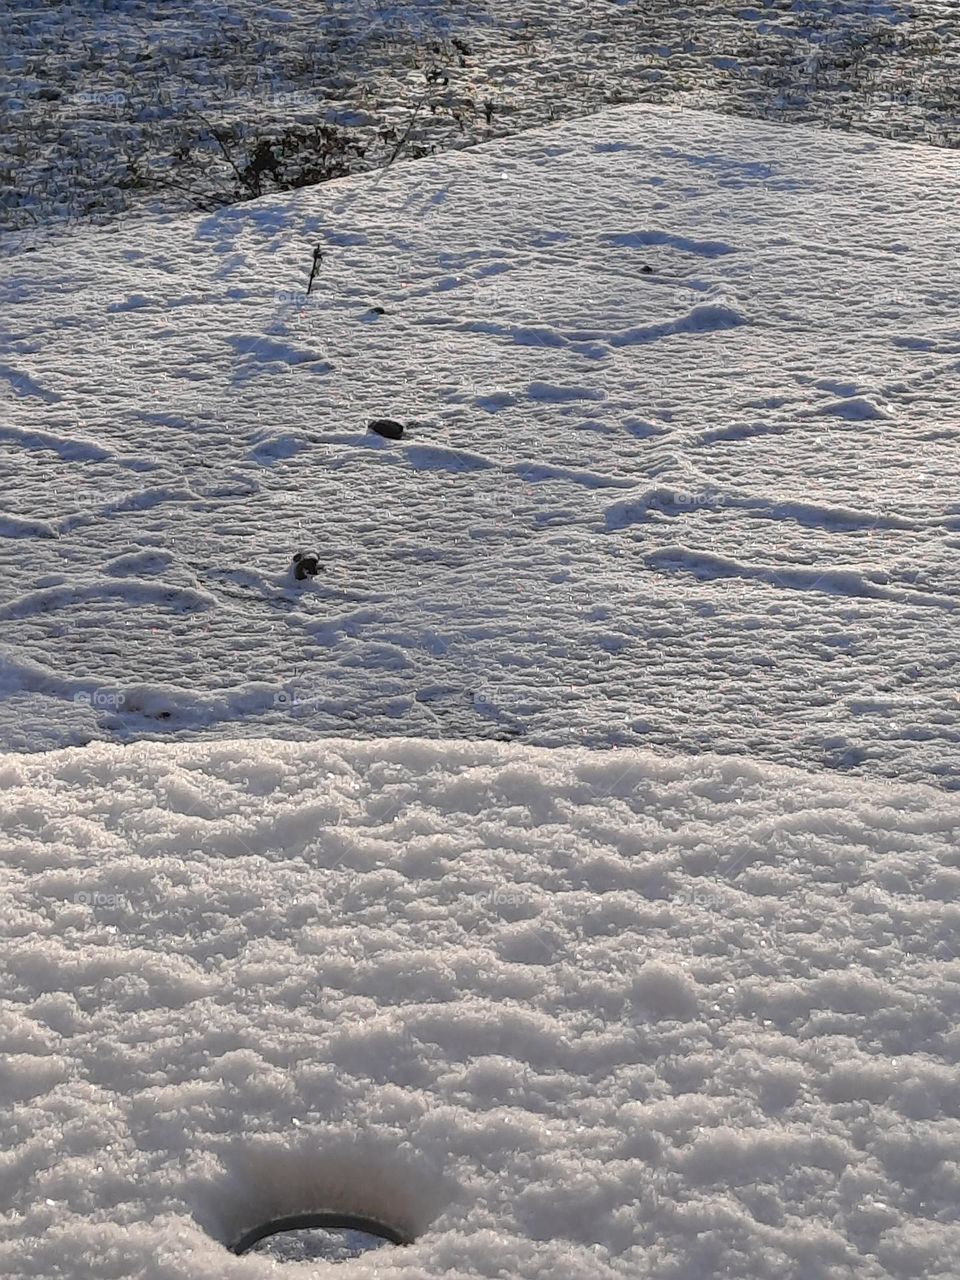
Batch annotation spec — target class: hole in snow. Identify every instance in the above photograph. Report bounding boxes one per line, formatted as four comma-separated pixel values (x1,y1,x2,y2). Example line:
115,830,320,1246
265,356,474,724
231,1211,409,1260
190,1135,454,1260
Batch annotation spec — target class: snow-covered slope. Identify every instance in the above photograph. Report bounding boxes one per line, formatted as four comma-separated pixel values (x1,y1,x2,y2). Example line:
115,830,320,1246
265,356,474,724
2,104,959,789
3,96,960,1280
2,0,953,236
1,735,959,1279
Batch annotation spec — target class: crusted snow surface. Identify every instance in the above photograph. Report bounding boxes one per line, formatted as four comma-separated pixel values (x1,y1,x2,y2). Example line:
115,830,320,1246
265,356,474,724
2,0,954,236
2,105,960,788
1,734,959,1278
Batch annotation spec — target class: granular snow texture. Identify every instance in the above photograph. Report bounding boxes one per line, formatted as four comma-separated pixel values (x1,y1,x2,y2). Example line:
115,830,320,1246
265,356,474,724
1,735,959,1278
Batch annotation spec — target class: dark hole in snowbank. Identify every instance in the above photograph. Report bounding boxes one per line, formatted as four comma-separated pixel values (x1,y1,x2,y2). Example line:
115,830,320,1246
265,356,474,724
231,1211,410,1260
190,1134,452,1260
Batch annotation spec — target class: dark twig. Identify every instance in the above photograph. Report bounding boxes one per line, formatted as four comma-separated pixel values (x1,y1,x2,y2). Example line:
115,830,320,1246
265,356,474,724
190,108,257,197
306,243,323,295
385,93,429,166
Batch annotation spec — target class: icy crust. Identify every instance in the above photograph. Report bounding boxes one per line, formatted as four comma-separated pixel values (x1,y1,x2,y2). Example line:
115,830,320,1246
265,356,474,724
2,104,960,786
1,735,959,1278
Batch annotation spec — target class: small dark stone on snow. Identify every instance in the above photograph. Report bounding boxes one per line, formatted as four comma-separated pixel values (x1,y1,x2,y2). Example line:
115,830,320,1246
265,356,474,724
368,418,404,440
293,551,321,580
640,264,653,274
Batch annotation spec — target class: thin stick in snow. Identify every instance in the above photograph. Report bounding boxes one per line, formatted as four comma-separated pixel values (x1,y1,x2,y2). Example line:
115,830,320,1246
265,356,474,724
306,244,323,296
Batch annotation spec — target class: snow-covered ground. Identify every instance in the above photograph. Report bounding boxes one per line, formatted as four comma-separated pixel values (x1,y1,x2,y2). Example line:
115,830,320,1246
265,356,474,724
2,105,959,789
2,736,959,1279
3,0,958,238
3,45,960,1280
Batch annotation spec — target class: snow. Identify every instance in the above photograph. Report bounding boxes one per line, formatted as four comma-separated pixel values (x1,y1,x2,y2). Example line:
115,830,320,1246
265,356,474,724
3,52,960,1279
2,103,959,789
1,734,959,1279
2,0,954,236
